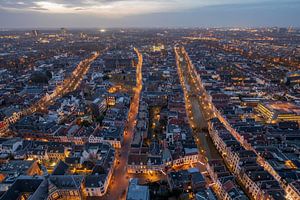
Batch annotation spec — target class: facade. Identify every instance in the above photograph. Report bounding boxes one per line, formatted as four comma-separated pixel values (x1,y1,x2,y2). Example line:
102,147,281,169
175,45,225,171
285,181,300,200
206,160,248,200
27,149,48,161
256,102,300,123
208,118,285,200
107,96,116,106
48,175,84,200
127,154,163,174
88,127,123,149
172,148,199,168
47,146,66,161
84,174,110,197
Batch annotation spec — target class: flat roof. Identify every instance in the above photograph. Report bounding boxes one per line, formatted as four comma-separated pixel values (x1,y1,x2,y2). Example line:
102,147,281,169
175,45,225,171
127,179,149,200
263,102,300,115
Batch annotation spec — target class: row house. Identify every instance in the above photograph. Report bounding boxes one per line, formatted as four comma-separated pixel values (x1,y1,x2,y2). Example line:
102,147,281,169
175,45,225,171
127,154,164,174
206,160,248,200
285,180,300,200
88,127,124,149
208,118,285,199
240,164,285,200
172,148,199,168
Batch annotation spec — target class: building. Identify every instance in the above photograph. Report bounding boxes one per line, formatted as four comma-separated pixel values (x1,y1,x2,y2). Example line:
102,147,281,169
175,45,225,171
0,160,43,192
285,180,300,200
89,127,123,149
82,142,115,197
167,169,206,193
196,189,217,200
256,102,300,123
107,95,116,106
0,176,48,200
0,138,23,153
27,148,48,162
0,160,42,177
84,174,108,197
126,178,150,200
127,154,163,174
48,175,84,200
92,97,107,114
172,148,199,167
207,160,248,200
285,71,300,85
47,146,66,161
152,44,165,52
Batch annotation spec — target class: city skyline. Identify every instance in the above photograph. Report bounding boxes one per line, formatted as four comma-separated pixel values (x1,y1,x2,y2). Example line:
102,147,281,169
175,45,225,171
0,1,300,200
1,10,300,200
0,0,299,28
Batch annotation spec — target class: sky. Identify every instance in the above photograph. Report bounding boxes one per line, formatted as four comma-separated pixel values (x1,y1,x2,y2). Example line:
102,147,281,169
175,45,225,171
0,0,299,28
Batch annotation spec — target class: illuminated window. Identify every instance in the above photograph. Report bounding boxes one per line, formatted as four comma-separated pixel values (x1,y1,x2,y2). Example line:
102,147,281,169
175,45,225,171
52,192,59,199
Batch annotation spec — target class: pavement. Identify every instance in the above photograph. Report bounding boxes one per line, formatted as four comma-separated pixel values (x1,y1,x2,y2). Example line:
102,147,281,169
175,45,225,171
102,48,143,200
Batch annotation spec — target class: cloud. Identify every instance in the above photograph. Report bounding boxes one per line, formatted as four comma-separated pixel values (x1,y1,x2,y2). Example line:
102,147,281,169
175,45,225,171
0,0,298,28
0,0,279,16
110,0,300,27
0,0,177,15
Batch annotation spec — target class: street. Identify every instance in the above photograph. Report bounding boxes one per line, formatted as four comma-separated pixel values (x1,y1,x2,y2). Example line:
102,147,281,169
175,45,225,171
176,46,286,189
102,48,143,200
0,52,100,135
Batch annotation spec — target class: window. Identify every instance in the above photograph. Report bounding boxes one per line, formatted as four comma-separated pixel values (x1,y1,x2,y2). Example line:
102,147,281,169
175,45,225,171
52,192,59,199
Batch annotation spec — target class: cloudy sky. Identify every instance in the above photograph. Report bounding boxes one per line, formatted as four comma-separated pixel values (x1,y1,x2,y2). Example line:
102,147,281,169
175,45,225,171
0,0,299,28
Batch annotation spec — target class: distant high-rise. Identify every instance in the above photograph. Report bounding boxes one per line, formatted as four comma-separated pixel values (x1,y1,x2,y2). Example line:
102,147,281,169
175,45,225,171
288,26,294,33
32,30,39,37
278,27,288,33
60,28,67,36
80,32,87,39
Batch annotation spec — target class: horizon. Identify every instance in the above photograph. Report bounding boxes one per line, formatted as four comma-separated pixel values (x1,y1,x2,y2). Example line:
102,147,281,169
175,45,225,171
0,0,299,28
1,2,300,200
1,26,300,30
